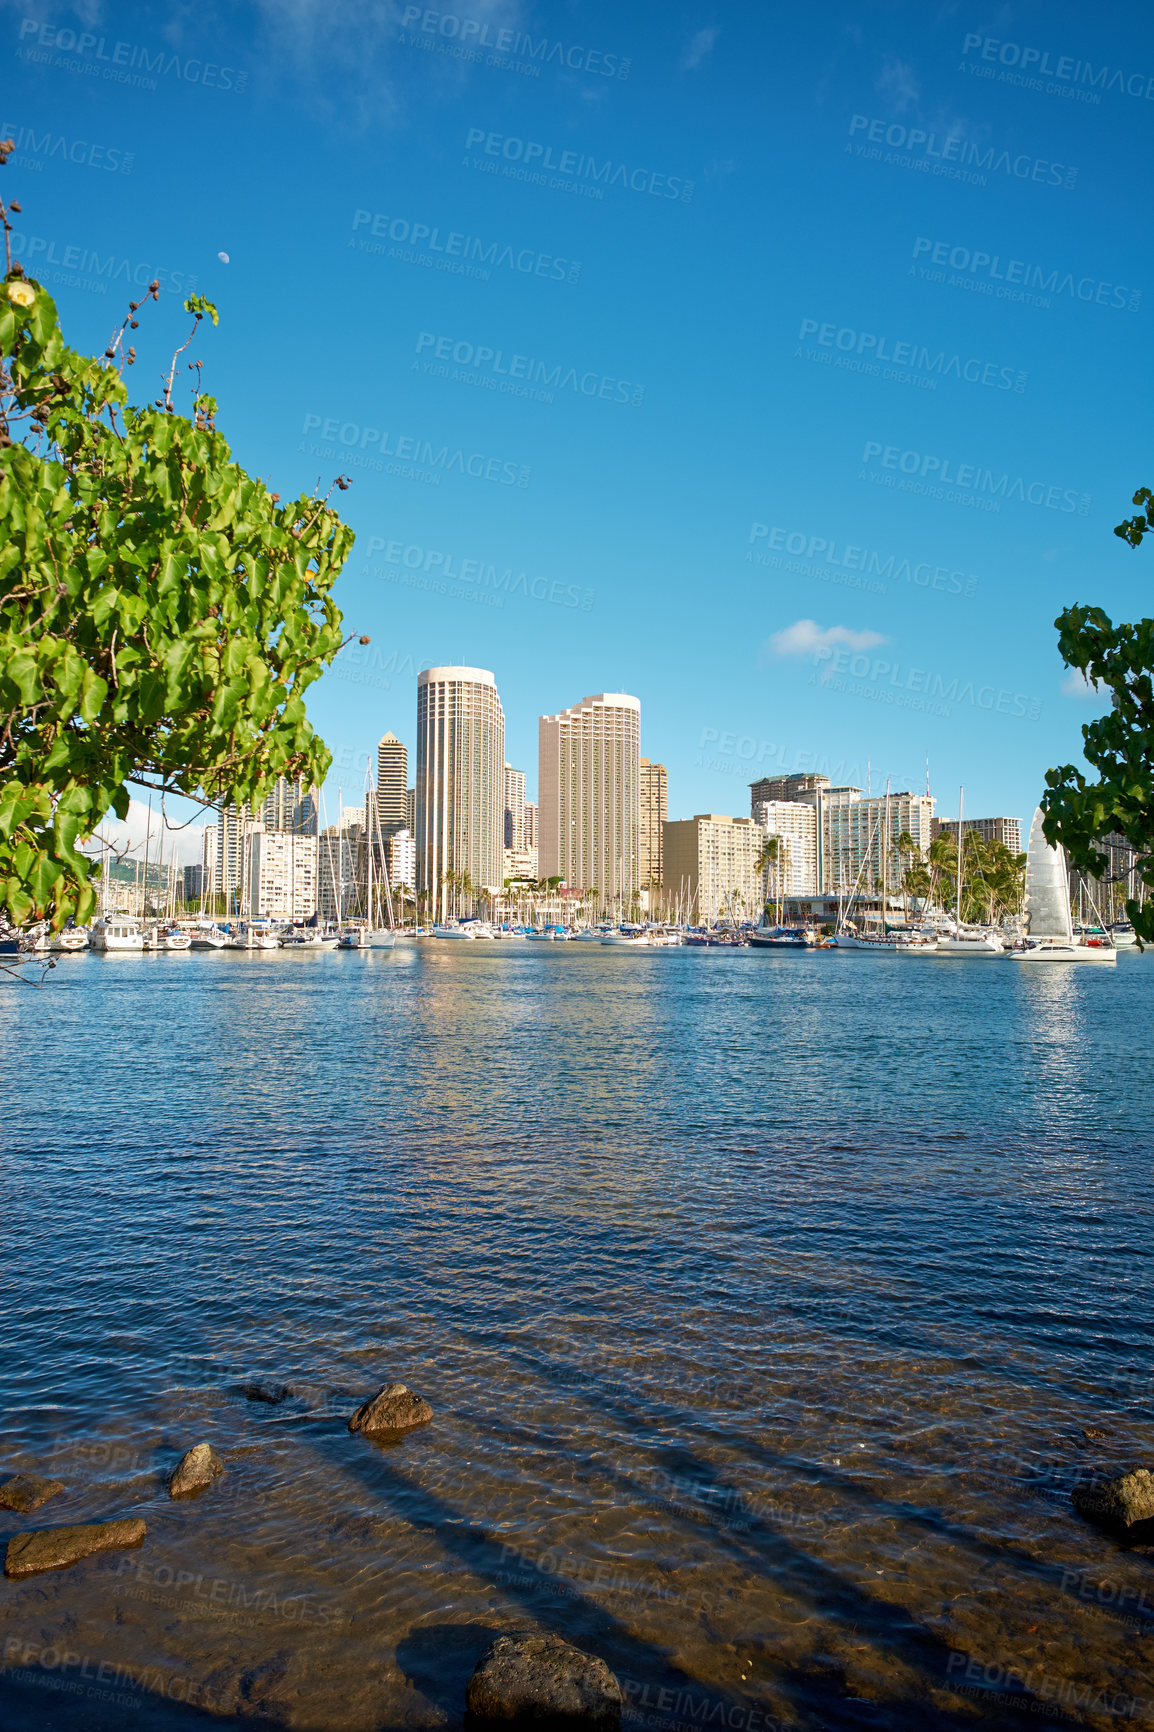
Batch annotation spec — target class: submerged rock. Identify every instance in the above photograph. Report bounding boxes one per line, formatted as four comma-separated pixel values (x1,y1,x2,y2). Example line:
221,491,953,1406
241,1381,290,1405
0,1474,65,1514
466,1632,622,1726
1073,1468,1154,1531
348,1382,433,1437
168,1443,225,1499
4,1518,146,1580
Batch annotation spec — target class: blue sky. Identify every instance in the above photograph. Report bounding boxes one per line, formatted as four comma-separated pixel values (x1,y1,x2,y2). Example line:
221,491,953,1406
5,0,1152,848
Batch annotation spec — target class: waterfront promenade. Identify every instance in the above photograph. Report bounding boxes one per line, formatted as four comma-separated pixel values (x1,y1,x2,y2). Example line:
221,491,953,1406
1,948,1151,1730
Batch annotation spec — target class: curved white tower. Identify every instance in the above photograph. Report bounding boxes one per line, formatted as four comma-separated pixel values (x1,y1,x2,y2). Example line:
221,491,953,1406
416,667,505,921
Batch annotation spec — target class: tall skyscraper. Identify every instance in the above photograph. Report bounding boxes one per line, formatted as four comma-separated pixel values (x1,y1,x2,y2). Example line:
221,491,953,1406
504,763,527,850
538,692,641,903
523,801,538,851
375,733,409,836
749,772,829,815
639,758,668,888
258,775,318,835
416,666,506,921
753,800,819,897
792,785,934,893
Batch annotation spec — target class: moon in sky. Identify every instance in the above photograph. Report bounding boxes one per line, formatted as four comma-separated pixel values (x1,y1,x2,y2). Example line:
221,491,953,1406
217,251,230,264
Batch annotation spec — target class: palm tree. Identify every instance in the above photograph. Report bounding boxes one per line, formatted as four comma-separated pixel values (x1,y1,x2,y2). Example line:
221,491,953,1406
754,835,781,926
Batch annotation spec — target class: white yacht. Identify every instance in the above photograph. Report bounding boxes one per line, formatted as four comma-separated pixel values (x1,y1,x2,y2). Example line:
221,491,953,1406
50,927,89,953
934,788,1004,955
89,917,145,952
1010,810,1116,965
1110,921,1137,948
189,925,229,949
161,926,192,951
433,920,476,939
935,930,1003,955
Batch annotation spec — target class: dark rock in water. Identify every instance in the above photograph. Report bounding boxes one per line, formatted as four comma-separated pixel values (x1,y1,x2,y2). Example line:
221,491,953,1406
1082,1426,1114,1442
168,1442,225,1499
0,1474,65,1514
348,1381,433,1437
4,1518,146,1580
1073,1468,1154,1531
466,1632,622,1726
241,1381,290,1405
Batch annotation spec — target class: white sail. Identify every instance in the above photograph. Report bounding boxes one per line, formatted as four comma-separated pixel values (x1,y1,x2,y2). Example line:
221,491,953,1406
1023,807,1073,941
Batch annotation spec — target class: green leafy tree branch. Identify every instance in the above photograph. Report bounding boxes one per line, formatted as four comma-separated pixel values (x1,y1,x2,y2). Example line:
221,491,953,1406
0,172,358,931
1041,485,1154,942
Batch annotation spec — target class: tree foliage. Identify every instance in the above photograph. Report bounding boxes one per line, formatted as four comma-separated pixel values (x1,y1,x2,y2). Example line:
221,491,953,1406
1041,486,1154,942
0,188,354,931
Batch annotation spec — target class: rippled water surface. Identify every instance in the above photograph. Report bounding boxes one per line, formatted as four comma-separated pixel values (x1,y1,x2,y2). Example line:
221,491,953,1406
1,944,1153,1731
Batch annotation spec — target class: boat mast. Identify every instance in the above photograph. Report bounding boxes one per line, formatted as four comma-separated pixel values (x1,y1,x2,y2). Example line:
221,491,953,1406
956,786,963,931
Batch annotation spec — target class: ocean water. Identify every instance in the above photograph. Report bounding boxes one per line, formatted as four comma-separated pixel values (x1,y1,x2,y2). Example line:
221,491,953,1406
1,943,1152,1731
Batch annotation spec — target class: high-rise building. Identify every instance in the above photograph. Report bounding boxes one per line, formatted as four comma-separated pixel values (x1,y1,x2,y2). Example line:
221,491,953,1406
932,815,1022,854
247,826,319,920
639,758,668,888
523,801,538,851
318,809,364,922
375,733,408,836
386,828,416,894
538,693,641,904
749,772,829,815
258,775,318,835
503,846,539,882
504,763,527,850
662,814,764,924
216,805,246,903
416,666,506,921
218,778,317,908
792,786,934,893
406,787,416,833
200,823,219,897
753,800,819,897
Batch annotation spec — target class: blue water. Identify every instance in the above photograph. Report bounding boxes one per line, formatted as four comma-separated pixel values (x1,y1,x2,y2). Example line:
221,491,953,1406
1,944,1152,1731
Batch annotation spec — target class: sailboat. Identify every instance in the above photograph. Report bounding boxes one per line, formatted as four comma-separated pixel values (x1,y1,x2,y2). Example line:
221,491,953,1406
339,778,397,948
1010,809,1116,965
936,787,1003,955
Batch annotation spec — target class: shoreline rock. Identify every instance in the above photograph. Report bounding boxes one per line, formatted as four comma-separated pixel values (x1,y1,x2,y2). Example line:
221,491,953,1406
4,1518,147,1580
241,1382,290,1405
1072,1468,1154,1532
0,1474,65,1514
348,1382,433,1437
168,1443,225,1500
466,1633,622,1726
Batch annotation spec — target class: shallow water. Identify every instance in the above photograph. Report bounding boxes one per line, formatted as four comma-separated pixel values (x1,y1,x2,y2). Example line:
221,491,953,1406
1,944,1152,1730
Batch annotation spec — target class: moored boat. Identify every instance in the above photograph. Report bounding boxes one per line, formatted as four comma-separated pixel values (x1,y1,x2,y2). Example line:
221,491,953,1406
89,917,145,952
1010,809,1117,966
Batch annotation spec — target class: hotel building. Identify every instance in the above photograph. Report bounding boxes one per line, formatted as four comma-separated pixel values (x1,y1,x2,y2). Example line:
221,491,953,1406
640,758,668,889
538,693,641,905
416,667,506,921
662,814,765,924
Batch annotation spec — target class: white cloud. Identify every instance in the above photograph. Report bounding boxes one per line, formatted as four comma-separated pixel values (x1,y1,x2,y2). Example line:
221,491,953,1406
875,55,919,112
764,619,887,659
681,26,718,70
88,797,209,868
1061,668,1106,700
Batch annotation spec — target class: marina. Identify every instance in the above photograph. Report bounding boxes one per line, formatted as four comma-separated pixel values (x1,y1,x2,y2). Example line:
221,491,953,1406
2,934,1150,1732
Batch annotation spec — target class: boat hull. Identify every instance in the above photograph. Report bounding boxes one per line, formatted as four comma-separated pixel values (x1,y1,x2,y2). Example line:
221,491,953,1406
1010,943,1117,964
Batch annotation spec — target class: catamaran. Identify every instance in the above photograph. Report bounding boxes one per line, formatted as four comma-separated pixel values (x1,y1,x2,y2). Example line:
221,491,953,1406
1010,809,1116,964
